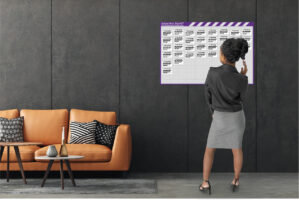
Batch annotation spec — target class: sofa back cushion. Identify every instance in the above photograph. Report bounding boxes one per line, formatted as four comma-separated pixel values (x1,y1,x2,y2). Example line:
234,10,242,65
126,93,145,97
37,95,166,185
20,109,69,145
0,109,19,119
68,109,117,142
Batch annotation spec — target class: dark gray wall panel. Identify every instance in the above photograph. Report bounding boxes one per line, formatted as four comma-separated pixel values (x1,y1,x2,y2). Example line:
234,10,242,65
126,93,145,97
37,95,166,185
257,0,298,172
52,0,119,112
120,0,188,171
0,0,51,109
188,0,257,172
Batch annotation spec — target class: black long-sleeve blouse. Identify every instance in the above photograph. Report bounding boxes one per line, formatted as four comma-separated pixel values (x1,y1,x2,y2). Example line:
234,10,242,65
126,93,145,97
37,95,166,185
204,64,248,114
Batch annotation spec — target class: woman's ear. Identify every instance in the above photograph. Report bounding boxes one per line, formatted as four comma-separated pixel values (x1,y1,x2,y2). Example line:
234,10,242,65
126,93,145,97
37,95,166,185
220,49,225,63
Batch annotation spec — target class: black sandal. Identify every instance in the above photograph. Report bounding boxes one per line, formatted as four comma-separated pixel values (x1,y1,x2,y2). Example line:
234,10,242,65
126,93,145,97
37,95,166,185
231,177,239,192
199,179,212,195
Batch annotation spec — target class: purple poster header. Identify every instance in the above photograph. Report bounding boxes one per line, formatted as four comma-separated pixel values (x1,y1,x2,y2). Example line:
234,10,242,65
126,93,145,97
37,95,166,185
160,21,254,27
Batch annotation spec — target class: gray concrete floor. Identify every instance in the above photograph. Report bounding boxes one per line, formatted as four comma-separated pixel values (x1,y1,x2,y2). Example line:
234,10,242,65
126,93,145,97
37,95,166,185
0,172,298,198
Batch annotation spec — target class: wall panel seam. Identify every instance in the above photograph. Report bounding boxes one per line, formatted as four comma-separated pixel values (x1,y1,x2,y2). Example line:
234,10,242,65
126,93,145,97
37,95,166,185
255,0,258,172
50,0,53,109
118,0,121,122
187,0,190,172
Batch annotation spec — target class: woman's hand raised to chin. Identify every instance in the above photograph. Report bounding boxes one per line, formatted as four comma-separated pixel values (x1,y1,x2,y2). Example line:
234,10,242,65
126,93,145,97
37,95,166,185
240,60,248,75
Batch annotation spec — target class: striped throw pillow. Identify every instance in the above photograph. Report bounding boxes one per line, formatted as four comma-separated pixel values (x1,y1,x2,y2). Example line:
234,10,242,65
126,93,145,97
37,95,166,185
69,121,97,144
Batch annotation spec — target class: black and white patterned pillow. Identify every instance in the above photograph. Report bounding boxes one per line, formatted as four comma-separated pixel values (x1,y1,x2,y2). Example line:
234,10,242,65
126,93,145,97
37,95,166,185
94,120,119,149
0,117,24,142
69,121,97,144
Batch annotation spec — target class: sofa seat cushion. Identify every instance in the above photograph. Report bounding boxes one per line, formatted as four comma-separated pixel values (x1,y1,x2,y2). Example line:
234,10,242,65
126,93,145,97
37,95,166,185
35,144,112,162
1,146,40,162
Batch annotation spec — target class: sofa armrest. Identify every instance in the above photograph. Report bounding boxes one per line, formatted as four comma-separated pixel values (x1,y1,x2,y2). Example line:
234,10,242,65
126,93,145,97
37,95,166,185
109,124,132,170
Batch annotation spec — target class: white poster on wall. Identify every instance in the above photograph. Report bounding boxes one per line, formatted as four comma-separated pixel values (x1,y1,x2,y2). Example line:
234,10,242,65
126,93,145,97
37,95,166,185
160,22,254,84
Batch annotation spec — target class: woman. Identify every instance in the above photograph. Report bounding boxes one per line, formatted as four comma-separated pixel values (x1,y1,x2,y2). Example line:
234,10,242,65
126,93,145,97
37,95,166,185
199,38,249,195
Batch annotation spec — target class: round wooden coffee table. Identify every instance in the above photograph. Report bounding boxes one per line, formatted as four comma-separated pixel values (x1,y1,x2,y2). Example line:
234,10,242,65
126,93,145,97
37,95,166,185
35,155,84,190
0,142,43,184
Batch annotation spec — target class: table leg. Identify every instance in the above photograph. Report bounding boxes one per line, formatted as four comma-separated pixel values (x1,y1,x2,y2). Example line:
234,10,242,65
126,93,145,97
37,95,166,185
41,160,54,187
64,160,76,186
6,146,9,182
59,160,64,190
0,146,4,179
14,146,27,184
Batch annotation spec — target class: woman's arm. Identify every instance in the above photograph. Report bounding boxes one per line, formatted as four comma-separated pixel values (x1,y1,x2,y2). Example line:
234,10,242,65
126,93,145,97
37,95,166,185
204,69,214,115
239,77,248,101
239,60,248,101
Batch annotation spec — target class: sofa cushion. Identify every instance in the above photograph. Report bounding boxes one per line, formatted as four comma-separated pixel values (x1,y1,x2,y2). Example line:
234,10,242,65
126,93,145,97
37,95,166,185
0,109,19,119
20,109,69,145
1,145,40,162
0,116,24,142
35,144,112,162
68,109,117,142
69,121,97,144
94,120,119,149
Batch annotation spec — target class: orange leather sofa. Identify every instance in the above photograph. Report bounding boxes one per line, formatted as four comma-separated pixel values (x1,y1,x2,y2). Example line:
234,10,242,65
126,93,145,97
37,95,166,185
0,109,132,172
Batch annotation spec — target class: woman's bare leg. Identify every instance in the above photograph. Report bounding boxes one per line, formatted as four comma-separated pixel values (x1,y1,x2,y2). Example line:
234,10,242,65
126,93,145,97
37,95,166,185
231,148,243,185
200,147,216,188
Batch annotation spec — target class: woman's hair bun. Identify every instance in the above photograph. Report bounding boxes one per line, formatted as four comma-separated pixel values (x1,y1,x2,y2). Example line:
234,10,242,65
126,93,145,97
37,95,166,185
237,38,249,60
220,38,249,63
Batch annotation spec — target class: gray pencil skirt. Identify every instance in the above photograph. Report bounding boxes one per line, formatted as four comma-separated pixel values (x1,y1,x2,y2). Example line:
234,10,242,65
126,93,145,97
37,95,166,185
206,109,246,149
